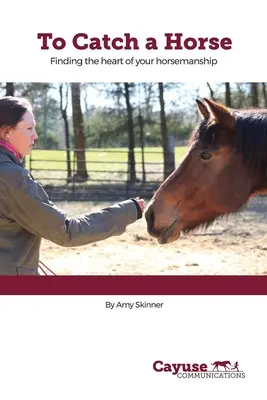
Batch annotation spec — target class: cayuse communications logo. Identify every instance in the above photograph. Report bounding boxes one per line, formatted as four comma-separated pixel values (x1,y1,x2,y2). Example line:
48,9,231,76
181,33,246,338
153,360,246,379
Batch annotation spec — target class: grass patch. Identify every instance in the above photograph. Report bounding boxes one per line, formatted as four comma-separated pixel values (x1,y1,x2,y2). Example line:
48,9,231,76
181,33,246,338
26,147,187,185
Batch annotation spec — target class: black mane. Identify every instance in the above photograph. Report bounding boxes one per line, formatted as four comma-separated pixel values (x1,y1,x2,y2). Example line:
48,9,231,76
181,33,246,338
189,111,267,177
235,113,267,176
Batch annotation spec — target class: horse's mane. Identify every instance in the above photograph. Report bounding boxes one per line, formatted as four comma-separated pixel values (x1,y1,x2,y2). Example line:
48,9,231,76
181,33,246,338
189,108,267,177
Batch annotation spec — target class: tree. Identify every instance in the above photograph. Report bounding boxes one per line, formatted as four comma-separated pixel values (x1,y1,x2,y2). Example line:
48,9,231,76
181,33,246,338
6,83,14,96
262,83,267,107
250,83,259,108
124,83,137,182
225,83,231,107
158,83,175,179
59,83,72,180
138,83,146,183
206,83,216,100
71,83,88,180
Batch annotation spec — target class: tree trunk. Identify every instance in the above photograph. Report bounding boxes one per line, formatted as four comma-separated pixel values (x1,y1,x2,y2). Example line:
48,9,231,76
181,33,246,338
236,84,244,108
6,83,14,96
206,83,215,100
158,83,175,179
225,83,231,107
250,83,259,108
262,83,267,107
59,84,72,180
143,82,154,122
138,83,146,183
71,83,88,180
138,112,146,183
124,83,136,182
43,88,48,148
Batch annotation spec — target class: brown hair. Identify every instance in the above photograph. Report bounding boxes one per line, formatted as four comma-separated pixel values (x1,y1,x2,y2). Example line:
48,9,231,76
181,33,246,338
0,96,32,139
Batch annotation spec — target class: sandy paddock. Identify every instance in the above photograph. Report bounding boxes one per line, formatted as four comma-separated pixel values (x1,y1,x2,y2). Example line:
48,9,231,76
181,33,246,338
39,196,267,275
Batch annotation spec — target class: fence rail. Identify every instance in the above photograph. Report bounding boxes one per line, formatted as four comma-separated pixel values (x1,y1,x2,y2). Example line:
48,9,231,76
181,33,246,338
27,147,176,201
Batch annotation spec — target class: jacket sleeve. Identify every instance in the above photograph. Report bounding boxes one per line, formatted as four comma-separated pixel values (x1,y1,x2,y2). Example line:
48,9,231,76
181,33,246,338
8,173,140,247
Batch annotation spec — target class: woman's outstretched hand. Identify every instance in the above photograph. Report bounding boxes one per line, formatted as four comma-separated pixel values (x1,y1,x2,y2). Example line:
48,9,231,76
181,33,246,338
135,197,145,213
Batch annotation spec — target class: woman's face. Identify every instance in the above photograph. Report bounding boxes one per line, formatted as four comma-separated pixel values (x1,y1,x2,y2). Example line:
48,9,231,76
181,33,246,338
8,109,38,156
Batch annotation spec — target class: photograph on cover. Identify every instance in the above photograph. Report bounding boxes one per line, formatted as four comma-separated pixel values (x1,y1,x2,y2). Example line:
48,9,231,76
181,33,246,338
0,82,266,275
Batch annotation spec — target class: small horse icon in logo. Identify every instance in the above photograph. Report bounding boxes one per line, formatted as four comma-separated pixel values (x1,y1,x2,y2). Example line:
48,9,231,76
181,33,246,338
211,361,231,371
211,361,239,371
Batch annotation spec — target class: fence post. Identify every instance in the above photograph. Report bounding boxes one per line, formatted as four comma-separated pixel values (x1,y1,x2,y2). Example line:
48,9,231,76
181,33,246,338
167,135,175,177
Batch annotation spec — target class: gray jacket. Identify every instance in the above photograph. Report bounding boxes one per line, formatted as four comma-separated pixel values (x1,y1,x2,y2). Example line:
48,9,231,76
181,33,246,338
0,148,141,275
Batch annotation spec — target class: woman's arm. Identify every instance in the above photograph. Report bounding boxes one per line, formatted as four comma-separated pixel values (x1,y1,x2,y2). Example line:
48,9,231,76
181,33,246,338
8,173,143,247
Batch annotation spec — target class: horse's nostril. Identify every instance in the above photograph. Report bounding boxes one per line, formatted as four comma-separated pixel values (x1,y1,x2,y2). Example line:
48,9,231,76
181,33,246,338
145,207,155,231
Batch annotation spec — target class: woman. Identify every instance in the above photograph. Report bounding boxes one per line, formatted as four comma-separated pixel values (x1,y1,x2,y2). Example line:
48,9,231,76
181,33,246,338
0,96,145,275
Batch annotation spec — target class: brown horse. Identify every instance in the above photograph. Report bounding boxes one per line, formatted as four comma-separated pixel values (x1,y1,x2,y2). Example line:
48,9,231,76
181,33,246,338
145,98,267,244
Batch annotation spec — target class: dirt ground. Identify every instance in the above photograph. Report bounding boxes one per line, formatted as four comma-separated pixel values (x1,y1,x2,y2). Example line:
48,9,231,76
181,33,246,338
40,196,267,275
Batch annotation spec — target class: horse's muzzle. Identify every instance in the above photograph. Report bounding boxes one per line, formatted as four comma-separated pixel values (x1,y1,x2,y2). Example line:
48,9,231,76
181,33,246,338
157,220,180,244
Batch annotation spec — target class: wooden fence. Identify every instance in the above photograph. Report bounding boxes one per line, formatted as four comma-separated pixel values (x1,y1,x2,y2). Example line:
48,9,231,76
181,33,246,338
28,148,175,201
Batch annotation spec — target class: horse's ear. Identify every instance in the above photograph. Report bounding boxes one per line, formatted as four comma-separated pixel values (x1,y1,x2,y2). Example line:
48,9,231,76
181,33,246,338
203,98,235,129
195,99,209,120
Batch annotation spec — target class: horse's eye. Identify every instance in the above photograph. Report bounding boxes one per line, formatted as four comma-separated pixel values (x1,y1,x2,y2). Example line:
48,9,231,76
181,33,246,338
201,152,212,160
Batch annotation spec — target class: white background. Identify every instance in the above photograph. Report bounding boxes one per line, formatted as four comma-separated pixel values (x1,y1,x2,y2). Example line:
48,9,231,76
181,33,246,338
0,296,264,399
1,0,266,398
1,0,266,81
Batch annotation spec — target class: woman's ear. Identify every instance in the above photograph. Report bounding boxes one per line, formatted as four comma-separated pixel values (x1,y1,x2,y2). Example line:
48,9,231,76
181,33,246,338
0,127,9,141
5,131,10,141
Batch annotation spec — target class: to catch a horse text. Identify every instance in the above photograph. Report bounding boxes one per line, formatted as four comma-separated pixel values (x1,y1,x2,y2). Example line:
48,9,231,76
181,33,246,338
38,33,232,51
105,301,164,309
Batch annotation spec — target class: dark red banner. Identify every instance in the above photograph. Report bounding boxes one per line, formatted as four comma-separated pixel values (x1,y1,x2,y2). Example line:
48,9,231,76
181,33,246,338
0,275,266,295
